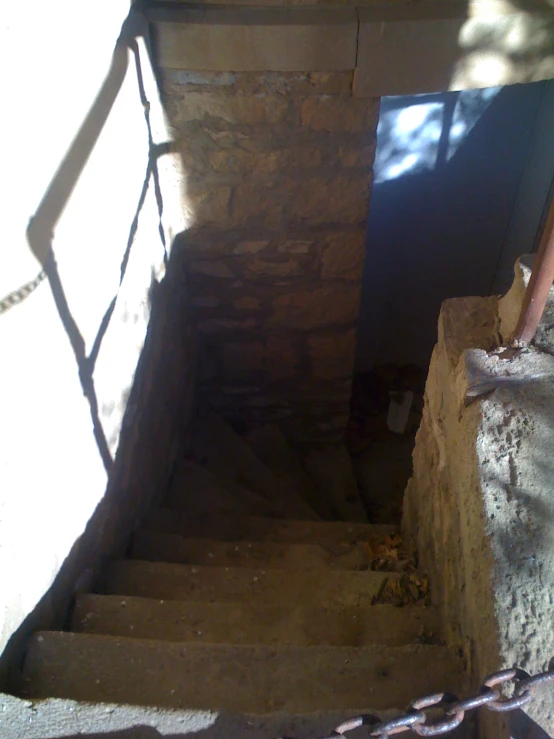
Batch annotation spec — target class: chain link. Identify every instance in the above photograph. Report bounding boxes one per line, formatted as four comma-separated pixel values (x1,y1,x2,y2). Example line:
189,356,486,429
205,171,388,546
0,269,46,316
279,663,554,739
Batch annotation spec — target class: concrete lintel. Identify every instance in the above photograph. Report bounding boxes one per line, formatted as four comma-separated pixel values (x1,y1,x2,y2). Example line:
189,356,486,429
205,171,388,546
150,6,358,72
354,2,554,96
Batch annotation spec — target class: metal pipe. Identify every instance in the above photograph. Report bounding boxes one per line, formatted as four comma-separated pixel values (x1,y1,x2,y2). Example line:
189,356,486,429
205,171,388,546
512,192,554,345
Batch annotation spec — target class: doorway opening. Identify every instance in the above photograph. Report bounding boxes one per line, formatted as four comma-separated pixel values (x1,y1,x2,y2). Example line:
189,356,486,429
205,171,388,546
348,79,554,523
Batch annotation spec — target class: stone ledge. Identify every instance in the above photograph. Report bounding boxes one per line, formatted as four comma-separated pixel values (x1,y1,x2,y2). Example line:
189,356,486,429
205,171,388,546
404,281,554,738
151,7,358,71
498,254,554,356
149,2,554,93
355,2,554,96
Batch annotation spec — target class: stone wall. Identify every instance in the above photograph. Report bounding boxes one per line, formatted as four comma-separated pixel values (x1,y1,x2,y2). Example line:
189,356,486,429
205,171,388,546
403,270,554,737
161,69,379,445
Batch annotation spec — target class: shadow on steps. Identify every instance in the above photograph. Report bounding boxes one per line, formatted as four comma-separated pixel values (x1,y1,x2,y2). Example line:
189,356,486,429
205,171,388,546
22,708,552,739
0,694,402,739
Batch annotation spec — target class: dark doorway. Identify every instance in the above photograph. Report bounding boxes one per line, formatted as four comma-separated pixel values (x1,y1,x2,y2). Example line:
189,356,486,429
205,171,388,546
349,80,554,522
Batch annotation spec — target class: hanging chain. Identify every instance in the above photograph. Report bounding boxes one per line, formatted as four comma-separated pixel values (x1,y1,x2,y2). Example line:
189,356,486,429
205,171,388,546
0,269,47,316
280,665,554,739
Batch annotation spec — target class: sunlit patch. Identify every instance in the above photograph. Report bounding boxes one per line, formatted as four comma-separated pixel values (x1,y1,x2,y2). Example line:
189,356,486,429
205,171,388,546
374,100,443,183
458,17,497,48
374,85,502,183
503,15,531,52
451,51,513,90
447,87,501,160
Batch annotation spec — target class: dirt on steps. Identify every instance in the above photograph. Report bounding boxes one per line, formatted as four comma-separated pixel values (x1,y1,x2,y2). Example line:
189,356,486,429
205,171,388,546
13,407,463,733
73,594,442,647
244,424,336,520
141,510,396,546
102,560,396,606
304,446,367,523
23,632,466,713
130,530,375,570
191,413,319,521
165,461,285,519
0,692,404,739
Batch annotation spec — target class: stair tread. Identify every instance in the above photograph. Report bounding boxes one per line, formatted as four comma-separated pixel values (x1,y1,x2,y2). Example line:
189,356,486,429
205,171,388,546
73,593,442,647
103,560,395,605
131,530,381,570
244,424,335,520
164,461,285,519
304,446,367,523
23,632,466,712
143,509,396,545
0,692,404,739
192,412,319,520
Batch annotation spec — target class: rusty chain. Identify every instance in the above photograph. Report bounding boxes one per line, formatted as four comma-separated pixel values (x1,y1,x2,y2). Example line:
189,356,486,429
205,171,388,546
0,269,47,316
280,665,554,739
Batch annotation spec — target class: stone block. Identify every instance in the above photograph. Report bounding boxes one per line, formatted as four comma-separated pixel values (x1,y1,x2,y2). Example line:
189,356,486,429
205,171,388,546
283,147,323,170
307,71,353,94
161,70,238,90
354,6,465,97
244,259,304,279
192,296,220,308
269,286,361,329
209,149,282,175
190,260,235,278
339,143,377,169
292,176,371,224
300,96,379,133
151,8,358,72
164,71,353,97
266,336,299,380
176,91,290,126
308,329,357,379
197,318,258,334
223,342,265,376
187,187,232,226
321,231,366,280
233,241,270,255
233,71,353,95
231,183,287,228
234,296,261,310
277,240,313,254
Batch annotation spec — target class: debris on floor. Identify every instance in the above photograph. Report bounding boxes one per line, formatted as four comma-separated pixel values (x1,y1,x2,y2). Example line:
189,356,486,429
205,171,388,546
372,572,431,607
347,364,426,524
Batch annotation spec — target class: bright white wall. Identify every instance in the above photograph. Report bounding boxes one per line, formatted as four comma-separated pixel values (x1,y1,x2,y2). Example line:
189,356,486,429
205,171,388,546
0,1,185,663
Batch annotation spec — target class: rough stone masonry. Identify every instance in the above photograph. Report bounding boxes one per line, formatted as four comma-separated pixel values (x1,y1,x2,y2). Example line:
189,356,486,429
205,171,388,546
403,257,554,738
160,69,380,445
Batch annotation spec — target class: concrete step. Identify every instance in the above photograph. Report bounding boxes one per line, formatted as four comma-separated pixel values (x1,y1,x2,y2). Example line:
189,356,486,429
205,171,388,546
131,530,375,570
244,424,335,520
304,445,368,523
73,594,442,647
191,411,319,520
23,632,466,712
0,692,408,739
164,460,286,518
143,509,396,546
102,560,394,606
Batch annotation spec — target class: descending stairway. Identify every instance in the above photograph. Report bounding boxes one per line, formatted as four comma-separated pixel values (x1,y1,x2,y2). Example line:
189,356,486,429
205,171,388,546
13,415,468,737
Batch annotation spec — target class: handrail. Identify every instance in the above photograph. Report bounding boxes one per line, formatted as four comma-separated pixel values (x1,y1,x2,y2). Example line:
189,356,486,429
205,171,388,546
26,7,148,266
3,4,153,473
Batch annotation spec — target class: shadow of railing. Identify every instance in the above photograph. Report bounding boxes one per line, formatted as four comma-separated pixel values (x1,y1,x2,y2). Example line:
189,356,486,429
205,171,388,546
19,708,554,739
21,2,169,473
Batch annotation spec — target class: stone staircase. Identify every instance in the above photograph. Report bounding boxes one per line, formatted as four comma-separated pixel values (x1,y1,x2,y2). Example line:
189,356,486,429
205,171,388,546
9,413,468,737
